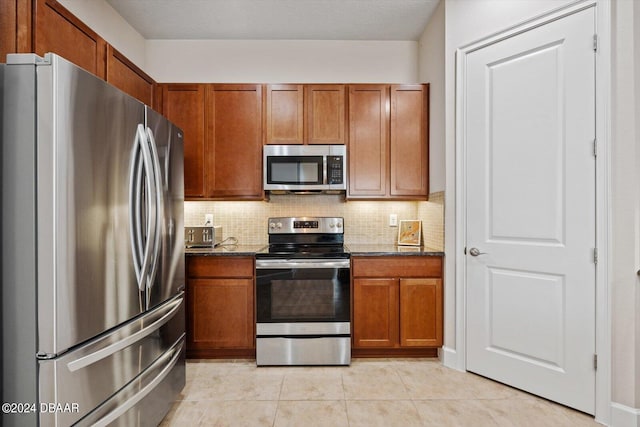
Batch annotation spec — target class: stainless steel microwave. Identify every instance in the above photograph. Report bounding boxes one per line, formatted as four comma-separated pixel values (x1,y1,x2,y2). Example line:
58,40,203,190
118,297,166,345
263,145,347,191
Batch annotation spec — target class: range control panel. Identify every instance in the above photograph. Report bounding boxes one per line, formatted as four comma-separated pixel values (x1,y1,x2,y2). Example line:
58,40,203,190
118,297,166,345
293,220,319,229
268,217,343,234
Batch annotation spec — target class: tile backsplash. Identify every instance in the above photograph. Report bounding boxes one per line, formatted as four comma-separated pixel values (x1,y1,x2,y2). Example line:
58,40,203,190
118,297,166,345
184,191,444,249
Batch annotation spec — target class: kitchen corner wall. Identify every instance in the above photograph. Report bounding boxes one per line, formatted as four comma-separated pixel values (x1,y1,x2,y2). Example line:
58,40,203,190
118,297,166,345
144,40,418,83
185,191,444,249
58,0,146,69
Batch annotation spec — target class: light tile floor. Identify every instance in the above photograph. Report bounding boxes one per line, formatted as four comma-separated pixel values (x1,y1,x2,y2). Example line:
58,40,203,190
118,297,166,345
161,358,601,426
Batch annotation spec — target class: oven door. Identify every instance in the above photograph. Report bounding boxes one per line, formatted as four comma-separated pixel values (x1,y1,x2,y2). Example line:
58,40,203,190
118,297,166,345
255,258,350,326
255,258,350,365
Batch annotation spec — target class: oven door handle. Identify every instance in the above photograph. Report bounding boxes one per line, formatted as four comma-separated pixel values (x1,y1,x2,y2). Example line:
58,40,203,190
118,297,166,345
255,259,350,269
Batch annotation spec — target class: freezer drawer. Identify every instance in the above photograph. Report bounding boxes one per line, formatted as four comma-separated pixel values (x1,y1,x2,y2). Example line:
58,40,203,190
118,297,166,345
38,293,185,426
76,336,185,427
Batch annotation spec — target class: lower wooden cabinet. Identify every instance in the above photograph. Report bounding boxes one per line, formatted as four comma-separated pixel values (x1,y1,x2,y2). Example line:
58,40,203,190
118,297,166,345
399,278,442,347
352,256,442,356
353,278,399,348
186,256,255,358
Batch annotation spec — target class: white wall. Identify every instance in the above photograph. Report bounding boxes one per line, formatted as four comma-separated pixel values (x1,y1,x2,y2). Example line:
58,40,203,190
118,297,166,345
418,0,445,193
57,0,147,69
636,0,640,410
611,0,640,410
145,40,418,83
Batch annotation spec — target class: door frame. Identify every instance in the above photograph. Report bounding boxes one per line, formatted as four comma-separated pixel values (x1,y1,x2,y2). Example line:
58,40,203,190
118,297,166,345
451,0,611,423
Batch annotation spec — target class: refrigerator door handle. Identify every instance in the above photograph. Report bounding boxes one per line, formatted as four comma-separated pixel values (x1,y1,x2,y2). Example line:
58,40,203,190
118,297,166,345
131,124,157,293
66,294,184,372
145,127,164,296
128,128,145,284
89,337,185,427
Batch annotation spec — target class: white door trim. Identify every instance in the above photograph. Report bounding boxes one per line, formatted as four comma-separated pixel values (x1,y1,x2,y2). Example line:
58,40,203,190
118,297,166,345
452,0,611,424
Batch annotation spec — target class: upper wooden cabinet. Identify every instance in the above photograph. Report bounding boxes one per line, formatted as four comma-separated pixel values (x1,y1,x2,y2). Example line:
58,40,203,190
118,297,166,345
348,84,429,200
1,0,159,106
265,84,304,144
162,84,263,200
34,0,106,78
206,84,263,199
348,85,389,197
305,85,347,145
265,84,347,145
390,84,429,197
0,0,30,60
106,45,155,106
162,84,206,198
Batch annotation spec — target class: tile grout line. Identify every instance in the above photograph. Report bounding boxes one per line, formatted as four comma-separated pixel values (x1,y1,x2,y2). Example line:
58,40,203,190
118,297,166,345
271,372,286,427
341,372,352,427
393,364,427,426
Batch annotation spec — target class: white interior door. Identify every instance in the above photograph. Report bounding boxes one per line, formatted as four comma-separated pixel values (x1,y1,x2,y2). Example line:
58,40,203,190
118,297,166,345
465,7,596,414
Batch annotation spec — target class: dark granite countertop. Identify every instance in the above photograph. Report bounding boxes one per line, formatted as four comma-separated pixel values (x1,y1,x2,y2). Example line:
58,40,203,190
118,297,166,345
185,244,265,256
346,244,444,257
185,244,444,257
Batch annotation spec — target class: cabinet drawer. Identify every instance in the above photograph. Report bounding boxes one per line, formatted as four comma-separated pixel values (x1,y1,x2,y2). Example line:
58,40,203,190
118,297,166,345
187,256,254,278
352,256,442,278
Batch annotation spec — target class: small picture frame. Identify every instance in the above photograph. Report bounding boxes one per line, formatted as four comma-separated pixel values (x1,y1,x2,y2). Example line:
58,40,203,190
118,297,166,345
397,220,422,246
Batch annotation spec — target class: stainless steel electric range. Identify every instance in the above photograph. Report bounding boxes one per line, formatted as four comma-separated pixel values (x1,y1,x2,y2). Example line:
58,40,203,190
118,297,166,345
255,217,350,366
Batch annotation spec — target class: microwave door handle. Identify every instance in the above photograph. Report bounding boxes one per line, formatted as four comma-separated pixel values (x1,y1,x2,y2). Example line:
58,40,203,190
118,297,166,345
322,156,328,185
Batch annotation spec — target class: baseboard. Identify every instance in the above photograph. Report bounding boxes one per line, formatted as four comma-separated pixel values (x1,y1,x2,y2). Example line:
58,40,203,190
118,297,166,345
611,402,640,427
440,346,463,371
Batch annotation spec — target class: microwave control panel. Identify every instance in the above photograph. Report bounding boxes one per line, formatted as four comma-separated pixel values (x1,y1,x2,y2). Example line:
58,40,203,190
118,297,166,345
327,156,344,184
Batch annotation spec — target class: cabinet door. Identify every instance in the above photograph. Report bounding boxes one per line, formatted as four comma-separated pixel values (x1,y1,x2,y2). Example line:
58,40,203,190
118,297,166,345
187,278,254,349
34,0,106,78
106,44,155,106
206,84,263,199
1,0,32,59
348,85,389,198
390,84,429,197
305,84,346,145
399,278,442,347
162,84,206,198
353,278,398,348
265,84,304,145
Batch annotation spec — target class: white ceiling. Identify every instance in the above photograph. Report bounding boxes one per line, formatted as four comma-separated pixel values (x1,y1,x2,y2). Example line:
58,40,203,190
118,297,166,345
106,0,440,41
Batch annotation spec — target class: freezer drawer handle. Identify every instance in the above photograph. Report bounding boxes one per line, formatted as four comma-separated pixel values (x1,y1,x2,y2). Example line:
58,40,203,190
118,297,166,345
66,295,183,372
91,338,184,427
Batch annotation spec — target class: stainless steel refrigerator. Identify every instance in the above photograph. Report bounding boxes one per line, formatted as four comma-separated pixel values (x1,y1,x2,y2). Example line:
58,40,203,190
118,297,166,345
1,53,185,426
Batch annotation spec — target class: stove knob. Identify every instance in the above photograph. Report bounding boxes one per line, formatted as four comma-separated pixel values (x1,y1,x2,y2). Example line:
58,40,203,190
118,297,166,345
329,222,335,228
337,222,342,228
269,222,276,229
276,222,283,229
